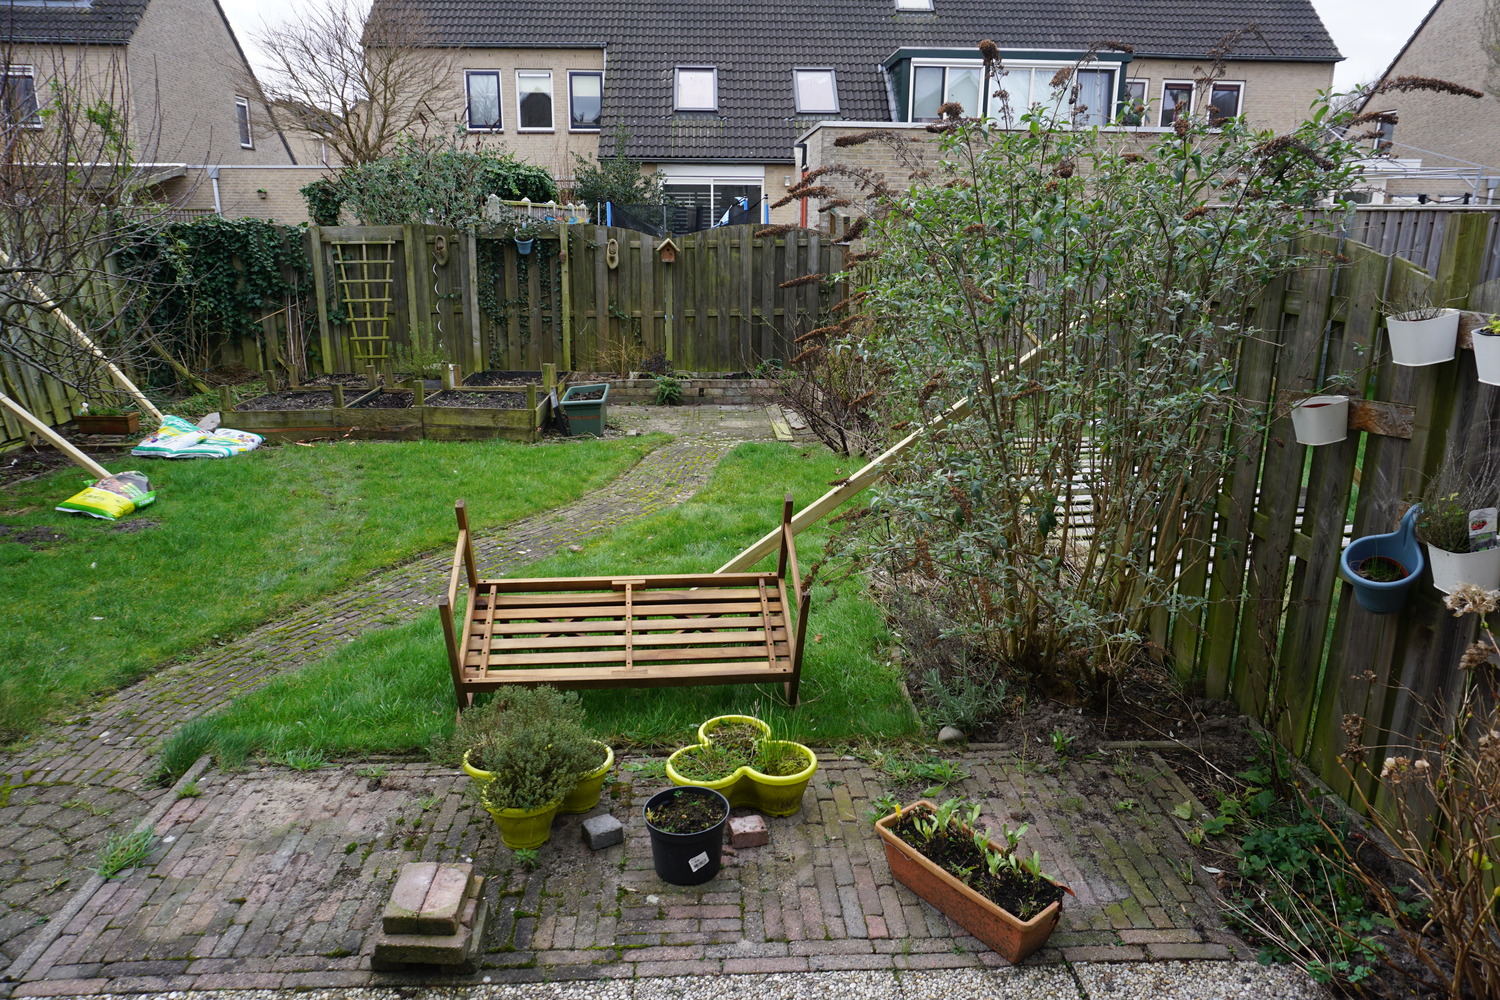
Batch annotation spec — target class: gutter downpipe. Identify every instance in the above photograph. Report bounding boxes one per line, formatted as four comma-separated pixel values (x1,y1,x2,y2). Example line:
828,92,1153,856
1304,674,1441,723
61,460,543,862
208,166,222,216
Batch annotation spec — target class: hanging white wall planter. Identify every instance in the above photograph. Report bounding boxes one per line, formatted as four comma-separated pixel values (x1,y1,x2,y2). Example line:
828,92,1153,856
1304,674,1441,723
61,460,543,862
1385,309,1460,367
1289,395,1348,446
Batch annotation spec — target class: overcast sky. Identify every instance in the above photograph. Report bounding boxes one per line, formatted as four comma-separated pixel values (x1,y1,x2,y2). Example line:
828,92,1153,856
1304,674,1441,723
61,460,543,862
219,0,1437,93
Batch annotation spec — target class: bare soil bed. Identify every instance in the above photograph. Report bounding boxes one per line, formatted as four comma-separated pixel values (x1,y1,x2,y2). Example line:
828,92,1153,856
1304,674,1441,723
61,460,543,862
236,391,338,411
463,371,544,387
426,390,527,409
304,374,375,388
350,391,414,409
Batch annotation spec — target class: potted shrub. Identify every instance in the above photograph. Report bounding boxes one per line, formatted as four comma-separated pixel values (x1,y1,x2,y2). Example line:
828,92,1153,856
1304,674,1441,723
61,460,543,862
876,799,1070,964
1289,394,1348,446
1340,506,1424,614
1384,293,1459,367
1415,463,1500,595
1475,314,1500,386
75,406,140,435
643,785,730,886
665,714,817,817
448,686,602,849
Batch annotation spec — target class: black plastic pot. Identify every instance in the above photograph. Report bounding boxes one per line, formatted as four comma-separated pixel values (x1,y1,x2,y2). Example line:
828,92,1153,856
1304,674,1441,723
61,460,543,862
643,786,730,886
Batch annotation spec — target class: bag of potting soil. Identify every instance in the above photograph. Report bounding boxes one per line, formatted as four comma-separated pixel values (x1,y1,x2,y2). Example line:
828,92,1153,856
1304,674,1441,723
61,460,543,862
55,470,156,521
171,426,263,459
130,415,206,458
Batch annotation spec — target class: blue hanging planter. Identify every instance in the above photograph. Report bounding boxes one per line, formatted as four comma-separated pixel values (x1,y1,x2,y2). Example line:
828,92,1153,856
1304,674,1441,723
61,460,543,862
1340,505,1424,614
514,237,535,255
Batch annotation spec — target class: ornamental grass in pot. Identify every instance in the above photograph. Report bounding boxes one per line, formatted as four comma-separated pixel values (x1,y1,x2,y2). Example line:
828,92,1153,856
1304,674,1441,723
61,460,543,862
665,714,817,816
875,798,1070,964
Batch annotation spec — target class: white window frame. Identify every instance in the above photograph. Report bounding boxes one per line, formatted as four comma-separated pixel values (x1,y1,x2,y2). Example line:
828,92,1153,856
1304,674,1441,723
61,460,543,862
1159,80,1195,127
465,70,503,131
895,0,934,9
516,70,554,131
674,66,718,112
793,67,839,114
1,66,40,129
984,60,1119,127
1205,80,1244,124
568,70,603,131
235,96,253,149
908,59,984,121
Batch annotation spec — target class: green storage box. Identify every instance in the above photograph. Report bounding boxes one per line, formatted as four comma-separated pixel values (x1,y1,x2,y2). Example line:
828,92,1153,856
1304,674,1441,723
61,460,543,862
560,382,610,437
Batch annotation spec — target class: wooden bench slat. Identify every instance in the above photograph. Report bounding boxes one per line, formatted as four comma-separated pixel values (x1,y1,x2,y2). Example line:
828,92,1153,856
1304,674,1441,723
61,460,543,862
478,629,788,653
481,572,778,591
485,615,785,635
480,600,782,620
478,587,777,608
464,643,791,668
458,661,796,687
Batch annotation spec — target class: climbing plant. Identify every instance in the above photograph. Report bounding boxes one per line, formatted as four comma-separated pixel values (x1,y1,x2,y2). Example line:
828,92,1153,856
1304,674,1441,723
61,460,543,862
335,134,557,227
113,216,312,373
475,234,560,367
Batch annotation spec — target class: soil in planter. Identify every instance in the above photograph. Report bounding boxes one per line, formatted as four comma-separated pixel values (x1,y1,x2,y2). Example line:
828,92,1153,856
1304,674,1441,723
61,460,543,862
351,391,414,409
427,390,527,410
464,372,542,387
755,741,811,776
646,789,725,833
237,391,337,411
567,387,606,401
304,374,375,388
1356,556,1408,583
888,811,1065,921
674,744,751,781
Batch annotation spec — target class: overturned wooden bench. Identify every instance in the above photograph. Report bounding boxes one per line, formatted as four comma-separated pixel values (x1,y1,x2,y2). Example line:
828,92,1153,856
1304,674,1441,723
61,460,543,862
438,495,810,711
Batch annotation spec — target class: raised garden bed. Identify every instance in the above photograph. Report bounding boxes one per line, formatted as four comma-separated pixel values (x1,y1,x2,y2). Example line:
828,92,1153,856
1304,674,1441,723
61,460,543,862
604,376,778,406
225,368,562,443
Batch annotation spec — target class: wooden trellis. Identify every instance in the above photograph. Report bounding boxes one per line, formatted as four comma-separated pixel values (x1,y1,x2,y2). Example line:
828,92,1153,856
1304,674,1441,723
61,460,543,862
330,240,397,370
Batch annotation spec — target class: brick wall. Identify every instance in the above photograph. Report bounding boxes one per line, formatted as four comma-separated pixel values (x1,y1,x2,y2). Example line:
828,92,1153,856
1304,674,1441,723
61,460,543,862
1125,58,1334,133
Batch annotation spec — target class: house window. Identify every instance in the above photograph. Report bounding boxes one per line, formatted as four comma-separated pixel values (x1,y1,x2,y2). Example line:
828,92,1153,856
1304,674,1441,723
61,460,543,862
569,71,602,130
675,67,717,111
994,65,1115,126
235,97,253,148
1206,82,1243,124
0,69,39,127
793,68,839,114
911,63,982,120
1160,81,1194,127
1119,79,1146,125
466,71,502,130
517,70,553,130
895,0,934,9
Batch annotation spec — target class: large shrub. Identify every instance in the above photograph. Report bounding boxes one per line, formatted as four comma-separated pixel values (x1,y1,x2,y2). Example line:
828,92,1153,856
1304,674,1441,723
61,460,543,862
822,70,1374,700
333,134,558,226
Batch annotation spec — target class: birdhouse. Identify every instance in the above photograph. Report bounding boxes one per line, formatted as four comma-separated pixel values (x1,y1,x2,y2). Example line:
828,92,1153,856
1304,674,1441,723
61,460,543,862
656,237,679,264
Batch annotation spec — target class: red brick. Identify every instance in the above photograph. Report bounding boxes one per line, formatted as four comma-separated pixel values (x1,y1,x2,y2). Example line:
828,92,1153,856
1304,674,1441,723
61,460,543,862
381,861,438,934
723,957,811,974
1145,942,1233,960
1060,945,1148,962
10,979,111,998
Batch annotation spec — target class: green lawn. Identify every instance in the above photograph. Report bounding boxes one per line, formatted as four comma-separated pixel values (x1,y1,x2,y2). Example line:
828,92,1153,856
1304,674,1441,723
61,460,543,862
157,442,917,778
0,433,665,742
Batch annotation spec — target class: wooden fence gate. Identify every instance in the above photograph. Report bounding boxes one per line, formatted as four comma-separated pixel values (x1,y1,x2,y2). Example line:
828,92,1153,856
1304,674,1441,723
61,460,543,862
1166,213,1500,805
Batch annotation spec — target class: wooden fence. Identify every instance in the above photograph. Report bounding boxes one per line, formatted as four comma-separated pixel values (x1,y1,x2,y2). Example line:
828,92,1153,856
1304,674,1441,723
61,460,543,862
0,354,77,452
301,223,843,375
1158,212,1499,805
1335,206,1500,285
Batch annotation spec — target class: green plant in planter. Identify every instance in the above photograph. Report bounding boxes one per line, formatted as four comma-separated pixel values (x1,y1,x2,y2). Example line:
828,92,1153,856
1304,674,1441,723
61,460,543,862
436,684,589,770
465,714,596,812
512,216,543,243
1482,315,1500,337
1414,458,1500,554
652,373,684,405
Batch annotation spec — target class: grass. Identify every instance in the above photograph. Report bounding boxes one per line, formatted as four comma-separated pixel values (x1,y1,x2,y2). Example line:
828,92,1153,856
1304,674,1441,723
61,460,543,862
0,433,665,742
156,442,919,778
94,828,156,878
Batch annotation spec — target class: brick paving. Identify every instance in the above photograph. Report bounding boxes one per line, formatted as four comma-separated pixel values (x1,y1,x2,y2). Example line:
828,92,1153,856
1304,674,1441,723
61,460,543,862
0,407,781,978
1,748,1243,997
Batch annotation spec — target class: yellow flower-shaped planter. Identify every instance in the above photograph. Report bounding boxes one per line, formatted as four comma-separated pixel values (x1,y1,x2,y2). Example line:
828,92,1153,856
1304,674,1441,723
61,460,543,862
666,715,817,817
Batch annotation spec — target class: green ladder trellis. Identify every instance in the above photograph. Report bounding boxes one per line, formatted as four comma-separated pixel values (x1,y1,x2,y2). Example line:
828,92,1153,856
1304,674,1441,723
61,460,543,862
331,240,396,370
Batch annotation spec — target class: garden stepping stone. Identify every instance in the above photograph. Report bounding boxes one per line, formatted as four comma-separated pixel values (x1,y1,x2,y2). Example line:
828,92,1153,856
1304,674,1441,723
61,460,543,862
371,862,487,973
729,814,769,848
583,813,624,850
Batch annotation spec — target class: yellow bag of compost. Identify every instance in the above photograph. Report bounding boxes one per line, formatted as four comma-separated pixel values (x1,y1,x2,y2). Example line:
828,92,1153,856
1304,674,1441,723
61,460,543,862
55,471,156,521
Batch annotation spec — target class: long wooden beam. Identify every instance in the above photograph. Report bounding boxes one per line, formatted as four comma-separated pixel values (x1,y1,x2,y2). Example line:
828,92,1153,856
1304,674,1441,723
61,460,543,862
718,340,1049,573
0,390,112,479
0,248,164,423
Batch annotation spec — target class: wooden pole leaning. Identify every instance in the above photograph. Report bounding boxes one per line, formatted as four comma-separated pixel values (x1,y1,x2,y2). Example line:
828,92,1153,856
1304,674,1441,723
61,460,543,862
0,249,164,424
0,391,112,479
717,340,1051,573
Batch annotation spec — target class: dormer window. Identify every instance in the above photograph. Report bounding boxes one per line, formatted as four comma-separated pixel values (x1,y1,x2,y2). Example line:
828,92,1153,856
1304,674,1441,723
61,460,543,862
675,67,718,111
895,0,934,10
794,68,839,114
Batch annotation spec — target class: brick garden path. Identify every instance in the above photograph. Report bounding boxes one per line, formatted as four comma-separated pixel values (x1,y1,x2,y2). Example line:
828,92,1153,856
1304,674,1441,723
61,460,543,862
0,406,781,981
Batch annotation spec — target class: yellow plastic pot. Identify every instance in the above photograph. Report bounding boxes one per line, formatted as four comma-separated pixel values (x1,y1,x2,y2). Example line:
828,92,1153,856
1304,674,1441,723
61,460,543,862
667,716,817,817
487,799,563,850
559,741,614,814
